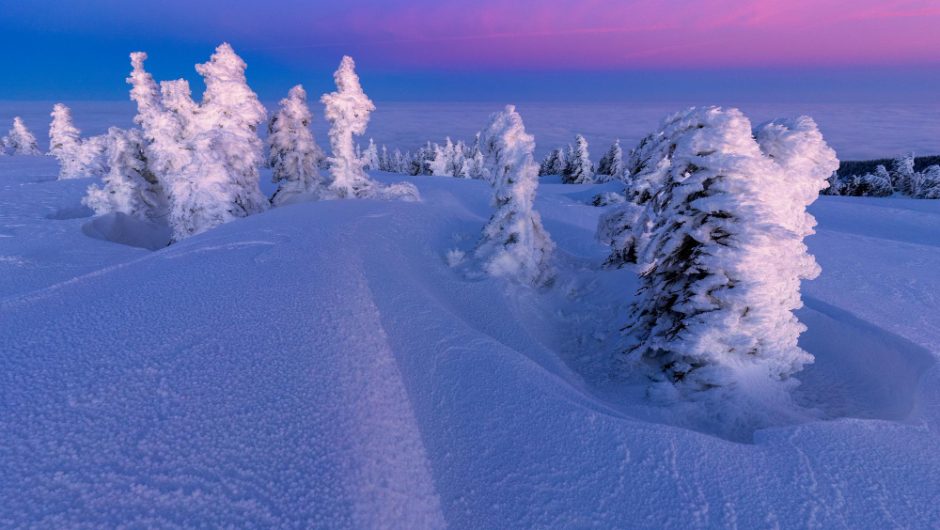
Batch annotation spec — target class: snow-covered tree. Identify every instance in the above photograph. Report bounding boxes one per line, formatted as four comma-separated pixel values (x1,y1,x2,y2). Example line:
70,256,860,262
320,55,378,196
360,139,379,171
83,128,162,218
267,84,324,205
2,117,41,155
49,103,100,179
427,137,459,177
474,105,555,286
193,42,269,216
912,165,940,199
539,148,566,176
320,56,418,201
462,133,486,179
890,153,915,196
840,166,893,197
451,139,467,177
620,106,838,398
562,134,594,184
596,139,624,182
392,148,406,173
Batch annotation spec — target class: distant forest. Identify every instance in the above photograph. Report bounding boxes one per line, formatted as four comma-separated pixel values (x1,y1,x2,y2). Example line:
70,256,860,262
840,156,940,177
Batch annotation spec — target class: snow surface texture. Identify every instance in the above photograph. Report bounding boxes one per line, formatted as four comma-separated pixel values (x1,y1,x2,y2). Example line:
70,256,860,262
2,143,940,527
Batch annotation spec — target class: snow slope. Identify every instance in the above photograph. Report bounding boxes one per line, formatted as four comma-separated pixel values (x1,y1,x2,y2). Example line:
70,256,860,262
2,156,939,528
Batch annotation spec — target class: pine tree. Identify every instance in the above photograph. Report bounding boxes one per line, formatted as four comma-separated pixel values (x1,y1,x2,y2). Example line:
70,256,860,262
194,42,269,216
622,107,838,398
427,138,456,176
474,105,555,286
840,166,893,197
320,56,419,201
83,128,162,218
267,85,324,205
48,104,106,179
562,134,594,184
361,139,379,171
3,117,41,155
595,139,624,182
451,140,467,177
539,148,567,176
890,153,915,196
378,145,391,172
912,165,940,199
392,149,406,173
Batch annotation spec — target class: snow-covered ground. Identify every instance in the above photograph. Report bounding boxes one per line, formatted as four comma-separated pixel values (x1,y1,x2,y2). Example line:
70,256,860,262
2,150,939,527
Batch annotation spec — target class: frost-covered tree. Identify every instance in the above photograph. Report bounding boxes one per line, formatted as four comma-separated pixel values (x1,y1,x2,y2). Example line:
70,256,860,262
840,165,893,197
428,137,460,177
267,85,324,205
451,139,467,177
596,139,624,182
360,139,380,171
462,133,486,179
83,127,162,218
912,165,940,199
377,145,391,172
474,105,555,286
620,107,838,398
890,153,915,196
49,103,100,179
539,148,566,176
3,117,41,155
562,134,594,184
193,42,269,216
320,56,418,201
392,148,406,173
320,55,379,196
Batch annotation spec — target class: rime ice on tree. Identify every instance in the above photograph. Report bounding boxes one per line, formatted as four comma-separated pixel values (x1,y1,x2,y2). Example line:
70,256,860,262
268,85,325,205
474,105,555,286
321,56,419,201
49,104,104,179
562,134,594,184
83,128,163,219
619,106,838,398
2,117,41,155
596,139,624,182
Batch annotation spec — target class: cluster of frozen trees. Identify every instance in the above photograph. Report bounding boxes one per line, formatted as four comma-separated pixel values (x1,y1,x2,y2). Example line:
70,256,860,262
826,153,940,199
0,117,41,156
538,135,624,184
597,107,838,400
63,45,417,242
357,135,486,179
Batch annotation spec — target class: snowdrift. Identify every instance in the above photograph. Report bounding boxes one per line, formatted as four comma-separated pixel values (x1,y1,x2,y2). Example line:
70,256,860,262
2,160,939,527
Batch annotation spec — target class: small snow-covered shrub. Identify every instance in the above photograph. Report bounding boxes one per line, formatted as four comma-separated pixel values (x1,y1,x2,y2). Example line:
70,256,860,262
2,117,41,155
474,105,555,286
268,85,325,205
621,107,838,398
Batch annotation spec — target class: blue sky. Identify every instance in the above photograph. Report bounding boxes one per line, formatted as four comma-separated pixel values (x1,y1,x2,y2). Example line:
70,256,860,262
1,0,938,102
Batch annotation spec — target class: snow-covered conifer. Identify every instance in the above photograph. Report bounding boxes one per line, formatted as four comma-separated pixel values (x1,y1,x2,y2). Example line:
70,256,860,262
621,107,837,398
361,139,379,171
194,43,269,216
427,138,457,176
451,139,467,177
3,117,41,155
392,148,406,173
48,104,106,179
83,128,161,218
890,153,915,195
462,133,486,179
562,134,594,184
320,56,418,201
912,165,940,199
841,166,893,197
378,145,391,172
596,139,624,182
267,85,324,205
539,148,567,176
474,105,555,286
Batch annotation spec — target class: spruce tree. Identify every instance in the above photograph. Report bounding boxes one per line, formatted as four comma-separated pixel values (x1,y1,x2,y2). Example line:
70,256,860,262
267,85,324,205
562,134,594,184
2,117,41,155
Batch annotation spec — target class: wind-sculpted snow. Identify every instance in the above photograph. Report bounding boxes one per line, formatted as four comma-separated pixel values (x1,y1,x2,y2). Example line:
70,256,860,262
1,156,940,528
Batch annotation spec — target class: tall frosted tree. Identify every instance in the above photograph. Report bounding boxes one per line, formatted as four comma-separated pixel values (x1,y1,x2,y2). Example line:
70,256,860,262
474,105,555,286
596,139,624,182
49,104,95,179
194,42,269,216
562,134,594,184
3,117,41,155
267,85,324,205
620,106,838,398
83,128,162,218
361,138,380,171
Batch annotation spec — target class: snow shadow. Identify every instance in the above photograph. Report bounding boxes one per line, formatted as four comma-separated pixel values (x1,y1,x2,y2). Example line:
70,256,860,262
81,213,172,250
45,204,94,220
795,297,937,422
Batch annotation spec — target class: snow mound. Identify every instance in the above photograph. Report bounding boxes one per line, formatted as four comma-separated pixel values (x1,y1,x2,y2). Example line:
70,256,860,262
81,212,172,250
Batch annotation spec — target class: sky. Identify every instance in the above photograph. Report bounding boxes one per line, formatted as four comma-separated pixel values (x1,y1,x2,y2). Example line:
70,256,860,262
0,0,938,102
